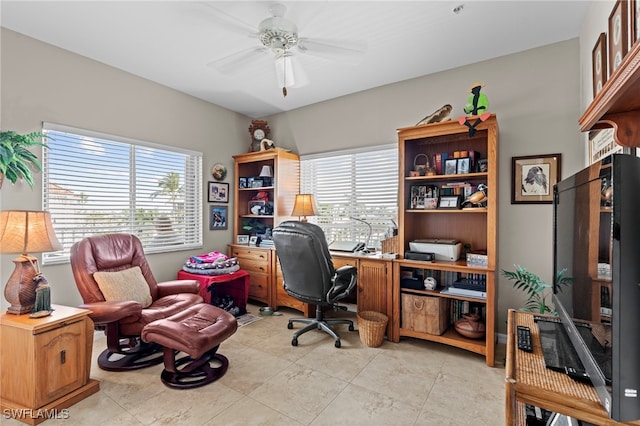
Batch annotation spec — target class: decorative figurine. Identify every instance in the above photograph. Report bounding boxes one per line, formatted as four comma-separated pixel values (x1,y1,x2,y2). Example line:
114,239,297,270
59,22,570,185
458,82,492,136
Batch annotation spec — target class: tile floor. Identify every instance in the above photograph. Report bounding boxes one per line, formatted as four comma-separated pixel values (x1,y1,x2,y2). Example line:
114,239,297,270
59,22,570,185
4,303,506,425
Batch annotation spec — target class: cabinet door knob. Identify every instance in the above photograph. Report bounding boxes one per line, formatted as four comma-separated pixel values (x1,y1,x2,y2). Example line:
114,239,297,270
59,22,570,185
60,350,66,364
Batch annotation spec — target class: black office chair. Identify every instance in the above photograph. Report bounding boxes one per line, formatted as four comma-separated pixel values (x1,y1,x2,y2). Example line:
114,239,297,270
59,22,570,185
272,221,357,348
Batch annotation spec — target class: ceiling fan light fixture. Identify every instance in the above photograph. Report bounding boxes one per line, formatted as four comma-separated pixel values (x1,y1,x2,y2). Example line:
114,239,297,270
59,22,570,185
258,17,298,54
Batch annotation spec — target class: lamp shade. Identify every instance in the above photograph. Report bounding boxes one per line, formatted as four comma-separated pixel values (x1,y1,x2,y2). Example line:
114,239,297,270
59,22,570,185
259,165,273,178
291,194,318,222
0,210,62,254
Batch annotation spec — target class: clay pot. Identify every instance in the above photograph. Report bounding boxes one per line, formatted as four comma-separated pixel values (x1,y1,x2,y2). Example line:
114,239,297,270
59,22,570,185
454,313,486,339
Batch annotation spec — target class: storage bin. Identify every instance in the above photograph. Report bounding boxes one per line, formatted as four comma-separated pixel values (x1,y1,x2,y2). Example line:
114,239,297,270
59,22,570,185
401,293,448,335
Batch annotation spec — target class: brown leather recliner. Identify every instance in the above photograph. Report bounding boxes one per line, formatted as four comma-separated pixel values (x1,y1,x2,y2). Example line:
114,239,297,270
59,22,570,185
70,233,203,371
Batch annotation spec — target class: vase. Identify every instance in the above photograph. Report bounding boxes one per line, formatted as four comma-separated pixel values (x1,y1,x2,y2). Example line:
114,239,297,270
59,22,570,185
454,313,486,339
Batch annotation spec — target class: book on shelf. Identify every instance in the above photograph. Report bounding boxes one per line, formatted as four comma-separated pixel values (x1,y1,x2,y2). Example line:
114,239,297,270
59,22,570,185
441,287,487,299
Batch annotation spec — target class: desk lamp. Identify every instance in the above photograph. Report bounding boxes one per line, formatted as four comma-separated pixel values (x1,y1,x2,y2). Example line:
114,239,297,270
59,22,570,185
0,210,62,315
291,194,318,222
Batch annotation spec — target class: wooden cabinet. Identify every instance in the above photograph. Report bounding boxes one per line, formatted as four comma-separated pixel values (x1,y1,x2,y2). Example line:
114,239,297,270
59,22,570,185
232,150,299,241
231,149,299,307
392,115,498,366
331,254,393,336
505,310,639,425
0,305,100,425
228,245,271,305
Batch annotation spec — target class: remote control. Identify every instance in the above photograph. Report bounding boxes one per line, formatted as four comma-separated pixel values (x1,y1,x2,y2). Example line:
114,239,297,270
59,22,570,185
517,325,533,352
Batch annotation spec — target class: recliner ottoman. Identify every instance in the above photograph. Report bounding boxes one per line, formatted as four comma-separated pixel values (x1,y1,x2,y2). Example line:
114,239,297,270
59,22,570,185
141,303,237,389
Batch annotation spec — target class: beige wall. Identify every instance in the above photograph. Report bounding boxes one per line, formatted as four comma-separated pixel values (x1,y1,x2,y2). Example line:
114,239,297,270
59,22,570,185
1,26,591,335
0,28,251,310
268,39,584,334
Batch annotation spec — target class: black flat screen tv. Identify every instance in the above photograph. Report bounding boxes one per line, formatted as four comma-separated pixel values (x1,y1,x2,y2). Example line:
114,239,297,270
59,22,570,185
553,153,640,422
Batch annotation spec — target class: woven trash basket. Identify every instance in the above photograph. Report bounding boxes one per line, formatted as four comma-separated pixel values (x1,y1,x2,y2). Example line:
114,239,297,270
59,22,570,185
357,311,388,347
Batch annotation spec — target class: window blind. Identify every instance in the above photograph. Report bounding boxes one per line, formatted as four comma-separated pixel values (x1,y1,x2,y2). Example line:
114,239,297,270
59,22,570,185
42,123,202,264
301,144,398,249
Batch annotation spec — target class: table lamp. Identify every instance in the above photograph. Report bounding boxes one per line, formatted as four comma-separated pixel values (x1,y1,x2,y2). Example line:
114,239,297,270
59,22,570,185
291,194,318,222
0,210,62,315
259,165,273,186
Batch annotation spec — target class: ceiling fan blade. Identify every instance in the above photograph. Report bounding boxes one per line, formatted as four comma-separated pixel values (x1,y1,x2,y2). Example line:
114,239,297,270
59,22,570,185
196,2,259,37
207,46,268,74
296,37,368,64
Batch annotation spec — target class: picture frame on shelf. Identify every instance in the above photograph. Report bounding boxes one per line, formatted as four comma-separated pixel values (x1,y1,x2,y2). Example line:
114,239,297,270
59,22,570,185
608,0,630,74
477,159,489,173
208,181,229,203
209,205,228,230
589,128,620,164
239,177,247,189
444,158,457,175
250,178,263,188
410,185,438,209
456,157,471,174
249,236,258,246
511,153,561,204
438,195,462,209
592,32,608,97
237,235,250,245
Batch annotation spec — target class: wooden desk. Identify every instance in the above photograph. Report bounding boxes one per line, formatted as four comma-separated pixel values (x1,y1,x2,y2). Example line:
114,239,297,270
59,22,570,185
505,309,640,425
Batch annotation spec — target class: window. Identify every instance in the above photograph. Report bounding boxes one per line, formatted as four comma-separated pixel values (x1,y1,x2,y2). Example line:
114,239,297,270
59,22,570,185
300,144,398,250
42,123,202,264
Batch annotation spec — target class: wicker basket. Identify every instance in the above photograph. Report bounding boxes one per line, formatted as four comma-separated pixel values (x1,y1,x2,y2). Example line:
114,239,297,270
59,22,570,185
357,311,388,347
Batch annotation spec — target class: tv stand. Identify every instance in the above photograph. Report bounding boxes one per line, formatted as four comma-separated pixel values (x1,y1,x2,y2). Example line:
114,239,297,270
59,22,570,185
505,310,640,425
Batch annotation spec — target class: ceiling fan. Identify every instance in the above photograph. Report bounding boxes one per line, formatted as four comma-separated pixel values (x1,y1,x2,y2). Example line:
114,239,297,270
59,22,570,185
206,2,368,97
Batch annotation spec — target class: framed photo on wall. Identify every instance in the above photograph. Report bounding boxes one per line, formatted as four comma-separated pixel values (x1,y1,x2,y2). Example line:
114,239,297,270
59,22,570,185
209,205,228,230
608,0,630,74
592,32,608,97
208,182,229,203
511,154,562,204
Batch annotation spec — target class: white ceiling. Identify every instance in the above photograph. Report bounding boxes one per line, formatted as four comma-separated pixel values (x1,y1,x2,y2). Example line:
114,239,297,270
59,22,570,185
1,1,590,118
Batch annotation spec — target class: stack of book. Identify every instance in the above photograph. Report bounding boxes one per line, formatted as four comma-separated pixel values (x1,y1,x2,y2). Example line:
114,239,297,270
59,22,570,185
442,275,487,299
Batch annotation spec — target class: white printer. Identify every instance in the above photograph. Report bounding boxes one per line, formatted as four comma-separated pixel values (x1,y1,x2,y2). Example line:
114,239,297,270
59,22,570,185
408,239,463,261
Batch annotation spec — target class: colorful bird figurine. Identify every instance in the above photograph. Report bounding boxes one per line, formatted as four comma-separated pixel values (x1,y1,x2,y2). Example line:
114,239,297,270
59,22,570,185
458,82,492,136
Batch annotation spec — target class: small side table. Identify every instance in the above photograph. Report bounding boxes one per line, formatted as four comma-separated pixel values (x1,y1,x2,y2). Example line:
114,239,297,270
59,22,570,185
177,269,250,314
0,305,100,425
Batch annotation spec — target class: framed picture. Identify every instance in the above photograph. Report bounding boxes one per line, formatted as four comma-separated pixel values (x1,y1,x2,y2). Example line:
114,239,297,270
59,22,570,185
444,158,457,175
457,157,471,174
608,0,629,74
589,128,621,164
208,182,229,203
410,185,438,209
237,235,249,245
477,159,489,173
209,205,228,230
248,200,266,215
438,195,462,209
249,236,258,246
511,154,562,204
239,177,247,189
251,179,263,188
592,32,608,97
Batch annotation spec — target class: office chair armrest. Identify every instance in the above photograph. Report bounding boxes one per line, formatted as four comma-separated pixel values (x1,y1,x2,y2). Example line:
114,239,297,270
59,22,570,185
327,265,357,302
157,279,200,297
79,300,142,325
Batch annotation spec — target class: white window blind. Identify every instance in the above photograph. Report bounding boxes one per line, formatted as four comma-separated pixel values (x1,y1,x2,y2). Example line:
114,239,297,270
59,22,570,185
301,145,398,249
42,123,202,264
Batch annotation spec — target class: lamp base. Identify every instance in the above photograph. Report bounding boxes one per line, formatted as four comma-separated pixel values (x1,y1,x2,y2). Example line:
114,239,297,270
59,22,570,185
4,255,38,315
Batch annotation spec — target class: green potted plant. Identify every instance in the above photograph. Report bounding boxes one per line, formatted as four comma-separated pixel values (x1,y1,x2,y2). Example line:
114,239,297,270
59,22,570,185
501,265,572,314
0,131,49,188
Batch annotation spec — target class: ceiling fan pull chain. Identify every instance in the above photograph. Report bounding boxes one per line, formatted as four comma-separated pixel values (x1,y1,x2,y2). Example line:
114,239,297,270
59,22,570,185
282,54,288,97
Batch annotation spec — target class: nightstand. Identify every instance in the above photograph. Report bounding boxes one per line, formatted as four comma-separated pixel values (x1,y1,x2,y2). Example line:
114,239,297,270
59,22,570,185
0,304,100,425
